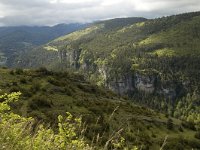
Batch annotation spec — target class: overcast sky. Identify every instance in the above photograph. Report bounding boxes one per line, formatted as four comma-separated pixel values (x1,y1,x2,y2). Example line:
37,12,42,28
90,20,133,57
0,0,200,26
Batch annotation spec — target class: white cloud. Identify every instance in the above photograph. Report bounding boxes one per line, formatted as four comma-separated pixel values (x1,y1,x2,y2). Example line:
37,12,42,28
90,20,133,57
0,0,199,26
101,0,123,6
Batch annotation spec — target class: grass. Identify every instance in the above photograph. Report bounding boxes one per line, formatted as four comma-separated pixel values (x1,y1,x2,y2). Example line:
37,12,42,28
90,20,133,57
53,25,102,43
0,68,200,149
151,48,176,57
44,45,58,51
139,15,200,56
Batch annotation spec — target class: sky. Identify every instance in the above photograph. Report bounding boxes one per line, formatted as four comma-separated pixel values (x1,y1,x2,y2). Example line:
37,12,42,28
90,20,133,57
0,0,200,26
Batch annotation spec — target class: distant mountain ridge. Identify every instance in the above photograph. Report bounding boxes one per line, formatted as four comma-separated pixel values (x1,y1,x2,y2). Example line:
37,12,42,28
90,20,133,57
0,23,88,45
0,23,88,66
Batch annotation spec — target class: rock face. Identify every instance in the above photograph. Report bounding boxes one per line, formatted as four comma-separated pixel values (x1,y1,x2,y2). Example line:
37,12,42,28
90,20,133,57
56,49,183,101
0,56,7,66
161,88,177,101
134,73,155,94
99,70,183,101
106,74,134,95
58,49,81,69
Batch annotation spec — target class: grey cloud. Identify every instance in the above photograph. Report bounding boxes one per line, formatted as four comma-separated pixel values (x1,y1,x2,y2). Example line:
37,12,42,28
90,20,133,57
0,0,199,26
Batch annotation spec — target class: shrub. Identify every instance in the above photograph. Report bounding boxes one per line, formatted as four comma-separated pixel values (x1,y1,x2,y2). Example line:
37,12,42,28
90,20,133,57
181,121,196,131
20,78,27,84
195,131,200,139
15,68,23,75
36,67,52,76
9,86,20,93
64,86,73,96
29,110,48,120
167,118,173,130
21,88,33,97
50,86,65,93
9,70,15,75
77,84,97,93
88,106,102,115
36,67,48,72
29,95,52,110
12,81,18,86
2,66,7,69
178,126,184,132
47,77,63,86
30,82,41,93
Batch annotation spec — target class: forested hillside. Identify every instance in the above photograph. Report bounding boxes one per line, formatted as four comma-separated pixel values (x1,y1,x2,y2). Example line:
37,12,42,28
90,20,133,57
0,23,87,67
0,67,200,149
12,12,200,128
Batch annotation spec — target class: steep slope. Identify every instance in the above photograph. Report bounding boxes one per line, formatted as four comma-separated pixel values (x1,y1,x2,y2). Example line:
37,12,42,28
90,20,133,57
14,12,200,127
0,67,200,149
14,17,147,69
0,23,88,66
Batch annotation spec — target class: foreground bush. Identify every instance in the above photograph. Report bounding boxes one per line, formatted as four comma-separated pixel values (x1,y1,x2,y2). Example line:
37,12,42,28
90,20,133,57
0,92,91,150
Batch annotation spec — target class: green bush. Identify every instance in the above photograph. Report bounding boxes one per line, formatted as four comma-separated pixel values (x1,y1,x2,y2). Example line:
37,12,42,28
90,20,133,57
77,84,97,93
47,77,64,86
20,78,27,84
12,81,18,86
9,70,15,75
30,82,41,93
167,118,173,130
21,88,33,97
36,67,53,76
2,66,7,69
29,95,52,110
15,68,23,75
181,121,196,131
64,86,73,96
178,126,184,132
9,86,20,93
195,131,200,139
